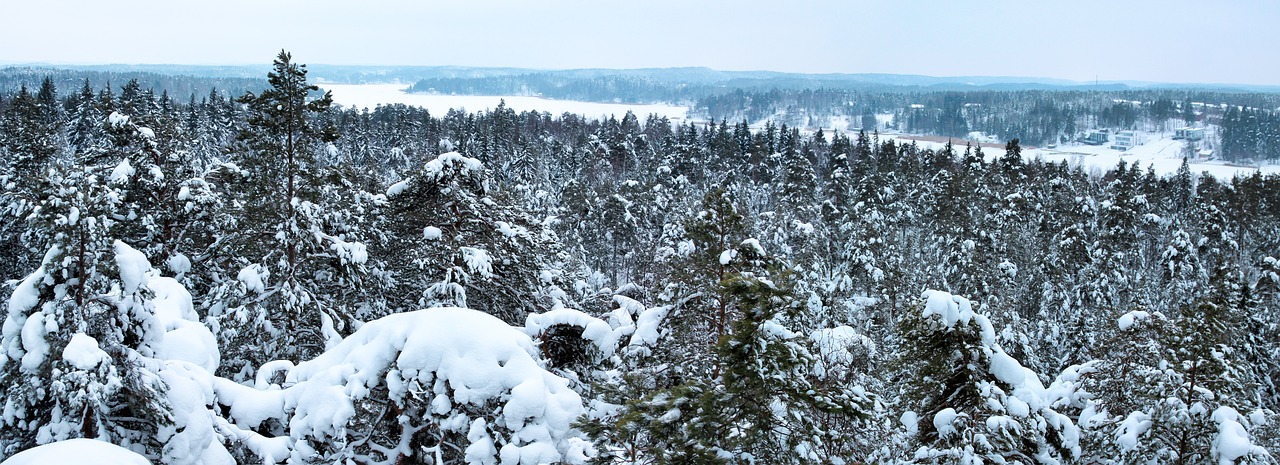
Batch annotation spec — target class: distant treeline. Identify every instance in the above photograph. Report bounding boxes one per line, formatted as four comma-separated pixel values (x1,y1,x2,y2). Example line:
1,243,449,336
0,67,266,101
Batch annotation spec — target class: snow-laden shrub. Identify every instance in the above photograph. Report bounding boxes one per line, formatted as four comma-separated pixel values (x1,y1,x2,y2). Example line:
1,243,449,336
212,307,591,465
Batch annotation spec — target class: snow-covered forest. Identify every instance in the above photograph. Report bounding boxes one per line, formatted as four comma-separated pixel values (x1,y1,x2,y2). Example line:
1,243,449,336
2,52,1280,464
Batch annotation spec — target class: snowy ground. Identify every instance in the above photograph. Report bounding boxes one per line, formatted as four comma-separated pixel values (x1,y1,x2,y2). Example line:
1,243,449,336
880,132,1280,179
320,83,691,122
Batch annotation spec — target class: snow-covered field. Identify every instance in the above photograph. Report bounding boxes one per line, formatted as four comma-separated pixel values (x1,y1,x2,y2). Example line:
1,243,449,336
320,83,691,122
881,132,1280,179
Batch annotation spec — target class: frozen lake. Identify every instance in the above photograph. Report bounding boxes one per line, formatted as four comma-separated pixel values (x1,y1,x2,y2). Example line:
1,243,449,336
319,83,691,122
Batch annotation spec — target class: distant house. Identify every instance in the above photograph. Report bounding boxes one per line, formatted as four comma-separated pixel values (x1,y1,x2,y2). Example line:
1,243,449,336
1111,130,1139,151
1080,130,1109,145
1174,127,1205,141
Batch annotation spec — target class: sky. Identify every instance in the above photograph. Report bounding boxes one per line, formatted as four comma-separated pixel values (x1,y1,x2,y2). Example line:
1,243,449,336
2,0,1278,86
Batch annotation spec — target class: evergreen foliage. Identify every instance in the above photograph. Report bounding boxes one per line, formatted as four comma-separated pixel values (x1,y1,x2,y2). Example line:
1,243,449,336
2,57,1280,464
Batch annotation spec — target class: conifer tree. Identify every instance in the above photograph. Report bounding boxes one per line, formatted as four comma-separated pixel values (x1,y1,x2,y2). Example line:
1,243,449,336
209,51,367,376
376,151,573,324
896,290,1077,464
0,154,172,458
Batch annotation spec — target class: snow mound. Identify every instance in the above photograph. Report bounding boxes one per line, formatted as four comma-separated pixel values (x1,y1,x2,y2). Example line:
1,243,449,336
989,350,1047,412
922,289,974,328
166,253,192,276
423,226,443,240
108,111,130,128
386,178,411,197
921,290,994,345
525,308,631,358
1116,411,1152,452
275,307,587,465
1212,407,1267,464
237,265,266,293
62,333,109,371
1117,310,1150,330
110,159,135,183
934,408,961,438
0,438,151,465
114,240,151,294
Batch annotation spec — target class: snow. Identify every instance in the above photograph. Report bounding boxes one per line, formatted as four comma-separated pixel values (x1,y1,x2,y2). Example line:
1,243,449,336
385,178,412,197
933,408,960,438
159,321,221,373
110,159,135,183
901,411,919,435
1117,310,1150,330
921,290,997,346
719,249,736,265
278,307,587,465
629,304,671,350
237,265,266,293
461,247,494,278
919,290,997,347
881,131,1280,179
3,249,57,374
1116,411,1152,452
0,438,151,465
166,253,192,276
61,333,109,371
159,363,222,465
18,311,48,373
137,126,155,139
423,226,443,240
1212,407,1266,464
424,152,485,181
154,274,221,372
989,350,1047,412
496,221,529,239
525,308,627,358
320,83,690,123
108,111,130,128
810,326,874,376
113,240,151,294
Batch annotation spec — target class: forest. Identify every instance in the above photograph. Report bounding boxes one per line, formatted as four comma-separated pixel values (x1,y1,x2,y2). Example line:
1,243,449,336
1,52,1279,464
405,68,1280,157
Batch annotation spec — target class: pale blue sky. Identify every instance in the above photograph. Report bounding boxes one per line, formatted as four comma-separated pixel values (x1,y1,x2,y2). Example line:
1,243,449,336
3,0,1276,85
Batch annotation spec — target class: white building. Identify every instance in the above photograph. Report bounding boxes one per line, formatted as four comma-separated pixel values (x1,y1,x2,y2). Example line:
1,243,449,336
1175,127,1205,141
1111,130,1140,151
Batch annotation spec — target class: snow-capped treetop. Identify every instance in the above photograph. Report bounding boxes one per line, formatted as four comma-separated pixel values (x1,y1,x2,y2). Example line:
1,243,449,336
107,111,130,128
109,159,135,184
920,289,995,346
1117,310,1152,330
275,307,589,465
423,152,486,187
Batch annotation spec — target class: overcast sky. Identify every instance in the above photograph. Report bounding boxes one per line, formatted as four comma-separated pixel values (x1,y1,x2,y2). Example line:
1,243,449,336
3,0,1276,86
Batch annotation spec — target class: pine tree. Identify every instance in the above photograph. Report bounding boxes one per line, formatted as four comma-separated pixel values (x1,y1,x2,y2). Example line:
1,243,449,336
375,151,573,324
0,155,172,459
209,51,367,376
895,290,1077,464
